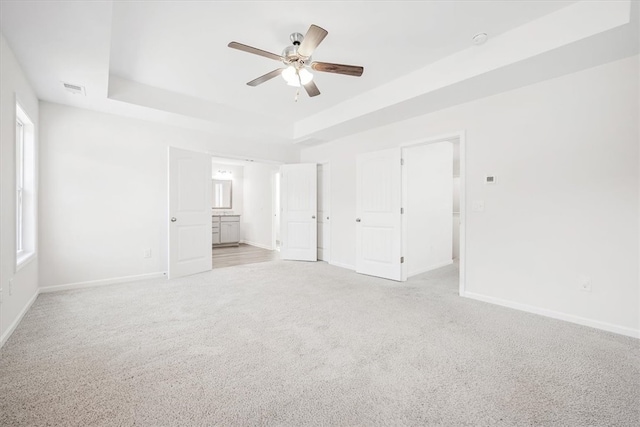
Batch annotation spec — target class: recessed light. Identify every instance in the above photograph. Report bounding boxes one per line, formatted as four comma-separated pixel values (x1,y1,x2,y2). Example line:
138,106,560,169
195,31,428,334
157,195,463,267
472,33,488,46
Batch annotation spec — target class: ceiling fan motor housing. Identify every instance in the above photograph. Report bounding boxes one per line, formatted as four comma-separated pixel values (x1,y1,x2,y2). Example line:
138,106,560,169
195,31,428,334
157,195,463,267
282,33,311,66
290,32,304,45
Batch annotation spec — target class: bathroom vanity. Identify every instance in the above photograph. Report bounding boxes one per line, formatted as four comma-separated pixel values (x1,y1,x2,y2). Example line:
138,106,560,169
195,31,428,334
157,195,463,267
212,215,240,246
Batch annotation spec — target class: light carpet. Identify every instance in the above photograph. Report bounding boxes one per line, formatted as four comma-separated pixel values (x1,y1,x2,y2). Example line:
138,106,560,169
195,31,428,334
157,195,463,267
1,261,638,426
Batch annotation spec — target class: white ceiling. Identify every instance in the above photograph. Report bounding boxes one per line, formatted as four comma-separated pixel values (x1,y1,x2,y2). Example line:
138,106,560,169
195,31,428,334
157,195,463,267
108,0,573,121
1,1,636,149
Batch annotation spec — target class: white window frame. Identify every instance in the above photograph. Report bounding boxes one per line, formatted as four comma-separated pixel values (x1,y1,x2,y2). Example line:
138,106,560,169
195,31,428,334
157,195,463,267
16,118,25,254
16,101,36,270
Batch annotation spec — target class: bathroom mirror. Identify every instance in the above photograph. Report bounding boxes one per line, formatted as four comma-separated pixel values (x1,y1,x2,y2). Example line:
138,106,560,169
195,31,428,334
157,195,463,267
212,179,232,209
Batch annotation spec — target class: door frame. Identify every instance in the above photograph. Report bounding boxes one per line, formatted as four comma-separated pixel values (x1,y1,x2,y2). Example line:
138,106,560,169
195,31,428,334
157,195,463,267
400,131,466,296
272,170,279,251
209,154,283,252
317,161,331,263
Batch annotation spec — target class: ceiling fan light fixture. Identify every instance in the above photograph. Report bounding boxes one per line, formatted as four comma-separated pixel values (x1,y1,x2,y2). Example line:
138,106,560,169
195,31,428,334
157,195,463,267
282,66,313,87
282,66,297,86
299,68,313,84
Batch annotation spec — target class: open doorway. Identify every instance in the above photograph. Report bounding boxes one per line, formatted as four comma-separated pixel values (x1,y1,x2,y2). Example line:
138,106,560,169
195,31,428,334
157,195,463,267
401,134,465,292
210,156,280,269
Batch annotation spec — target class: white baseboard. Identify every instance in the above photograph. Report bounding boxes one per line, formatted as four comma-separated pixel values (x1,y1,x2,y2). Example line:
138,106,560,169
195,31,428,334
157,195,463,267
39,272,166,293
408,260,453,278
240,240,274,251
317,249,331,263
0,290,39,348
329,260,356,271
462,291,639,339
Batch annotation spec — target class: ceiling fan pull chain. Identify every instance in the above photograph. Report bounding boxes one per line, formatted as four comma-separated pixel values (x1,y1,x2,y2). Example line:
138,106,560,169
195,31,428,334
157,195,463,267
294,69,302,102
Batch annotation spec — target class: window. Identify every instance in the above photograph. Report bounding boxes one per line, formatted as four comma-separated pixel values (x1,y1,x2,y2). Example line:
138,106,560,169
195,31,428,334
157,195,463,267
16,102,35,268
16,118,24,252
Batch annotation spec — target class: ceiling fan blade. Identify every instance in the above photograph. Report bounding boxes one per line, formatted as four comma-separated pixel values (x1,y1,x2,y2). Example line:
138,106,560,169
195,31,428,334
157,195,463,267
311,61,364,77
228,41,283,62
303,80,321,97
297,24,328,58
247,69,285,87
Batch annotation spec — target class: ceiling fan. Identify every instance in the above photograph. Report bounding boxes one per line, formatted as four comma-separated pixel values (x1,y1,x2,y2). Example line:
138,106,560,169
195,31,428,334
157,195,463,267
228,24,364,98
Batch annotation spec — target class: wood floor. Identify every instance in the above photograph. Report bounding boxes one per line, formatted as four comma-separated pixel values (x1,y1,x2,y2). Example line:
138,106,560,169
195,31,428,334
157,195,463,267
212,244,279,269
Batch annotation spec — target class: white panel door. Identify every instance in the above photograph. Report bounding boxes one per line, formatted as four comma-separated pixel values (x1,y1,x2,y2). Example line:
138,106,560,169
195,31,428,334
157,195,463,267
281,163,317,261
356,148,402,281
317,163,331,262
168,147,212,279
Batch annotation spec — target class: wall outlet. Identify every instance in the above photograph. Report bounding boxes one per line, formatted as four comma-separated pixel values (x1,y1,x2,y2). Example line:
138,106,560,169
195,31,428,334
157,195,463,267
472,201,485,212
143,249,152,258
8,279,13,296
579,277,592,292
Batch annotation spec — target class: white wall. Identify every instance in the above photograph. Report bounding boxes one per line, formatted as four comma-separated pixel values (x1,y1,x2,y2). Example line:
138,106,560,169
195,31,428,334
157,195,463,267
211,162,243,215
301,55,640,337
242,162,278,249
0,35,39,345
404,142,453,276
39,102,297,289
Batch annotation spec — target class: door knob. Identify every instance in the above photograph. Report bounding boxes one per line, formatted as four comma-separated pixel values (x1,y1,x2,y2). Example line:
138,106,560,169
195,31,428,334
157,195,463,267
327,216,329,220
171,217,177,222
312,215,316,219
356,218,361,222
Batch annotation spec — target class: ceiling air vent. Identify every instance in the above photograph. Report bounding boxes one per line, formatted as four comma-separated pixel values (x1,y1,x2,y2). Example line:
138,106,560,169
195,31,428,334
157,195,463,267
63,82,86,96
